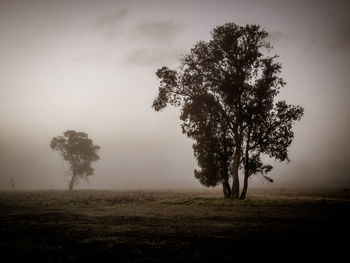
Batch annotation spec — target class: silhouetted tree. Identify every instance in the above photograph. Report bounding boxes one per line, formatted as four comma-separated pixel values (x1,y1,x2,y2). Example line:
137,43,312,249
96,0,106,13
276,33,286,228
181,94,233,198
50,130,100,190
153,23,304,199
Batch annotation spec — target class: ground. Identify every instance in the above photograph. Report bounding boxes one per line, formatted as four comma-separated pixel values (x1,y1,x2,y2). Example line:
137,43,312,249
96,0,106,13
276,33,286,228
1,188,349,262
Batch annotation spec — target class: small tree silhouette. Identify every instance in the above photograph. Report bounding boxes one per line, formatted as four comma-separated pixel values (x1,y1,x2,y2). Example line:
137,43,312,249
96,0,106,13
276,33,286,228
50,130,100,190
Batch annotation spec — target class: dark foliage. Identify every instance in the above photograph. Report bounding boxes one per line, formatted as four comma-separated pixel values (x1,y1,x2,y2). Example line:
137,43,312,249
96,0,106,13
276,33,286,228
153,23,304,199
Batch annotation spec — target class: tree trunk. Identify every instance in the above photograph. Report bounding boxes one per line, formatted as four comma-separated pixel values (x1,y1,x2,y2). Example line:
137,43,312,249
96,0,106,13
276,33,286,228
240,127,251,200
240,173,249,200
231,164,240,199
222,179,231,199
69,174,76,191
230,141,241,200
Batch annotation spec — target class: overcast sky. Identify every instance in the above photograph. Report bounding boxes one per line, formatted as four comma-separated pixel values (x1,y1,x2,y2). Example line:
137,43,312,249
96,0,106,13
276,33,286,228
0,0,349,190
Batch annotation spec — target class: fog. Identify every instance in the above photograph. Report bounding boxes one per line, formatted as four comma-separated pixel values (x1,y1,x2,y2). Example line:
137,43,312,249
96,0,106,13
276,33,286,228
0,0,349,190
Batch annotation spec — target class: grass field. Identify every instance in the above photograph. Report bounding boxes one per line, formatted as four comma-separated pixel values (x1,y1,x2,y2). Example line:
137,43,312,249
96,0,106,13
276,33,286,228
1,188,349,262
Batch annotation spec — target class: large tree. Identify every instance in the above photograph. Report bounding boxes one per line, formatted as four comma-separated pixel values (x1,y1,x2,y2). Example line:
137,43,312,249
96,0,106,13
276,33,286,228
152,23,304,199
50,130,100,190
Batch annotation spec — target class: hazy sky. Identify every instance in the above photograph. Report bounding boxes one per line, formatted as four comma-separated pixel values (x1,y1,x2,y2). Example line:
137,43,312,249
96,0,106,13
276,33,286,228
0,0,349,190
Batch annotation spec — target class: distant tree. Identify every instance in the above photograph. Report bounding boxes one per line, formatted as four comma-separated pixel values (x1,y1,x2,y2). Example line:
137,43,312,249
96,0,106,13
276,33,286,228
152,23,304,199
50,130,100,190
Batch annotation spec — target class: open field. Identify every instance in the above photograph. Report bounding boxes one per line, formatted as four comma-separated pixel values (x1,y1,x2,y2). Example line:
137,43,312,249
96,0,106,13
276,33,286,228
1,188,350,262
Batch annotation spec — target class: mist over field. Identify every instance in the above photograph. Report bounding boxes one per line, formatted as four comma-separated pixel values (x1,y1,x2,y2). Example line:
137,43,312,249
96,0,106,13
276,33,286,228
1,2,350,262
0,0,349,190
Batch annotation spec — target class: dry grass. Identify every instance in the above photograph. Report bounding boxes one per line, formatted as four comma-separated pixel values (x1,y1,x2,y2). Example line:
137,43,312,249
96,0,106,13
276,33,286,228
0,188,349,262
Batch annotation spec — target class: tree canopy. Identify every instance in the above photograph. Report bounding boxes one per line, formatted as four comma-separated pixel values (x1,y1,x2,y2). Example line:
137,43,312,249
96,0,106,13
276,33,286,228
153,23,304,199
50,130,100,190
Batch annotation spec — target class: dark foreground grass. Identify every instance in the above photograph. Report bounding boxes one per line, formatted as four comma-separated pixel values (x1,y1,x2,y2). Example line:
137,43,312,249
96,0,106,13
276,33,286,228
0,188,349,262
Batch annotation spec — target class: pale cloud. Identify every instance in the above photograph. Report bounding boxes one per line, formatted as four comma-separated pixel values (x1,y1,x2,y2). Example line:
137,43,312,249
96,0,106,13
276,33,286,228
122,20,185,66
130,20,184,43
122,47,186,66
95,9,129,27
80,18,185,65
95,9,129,38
